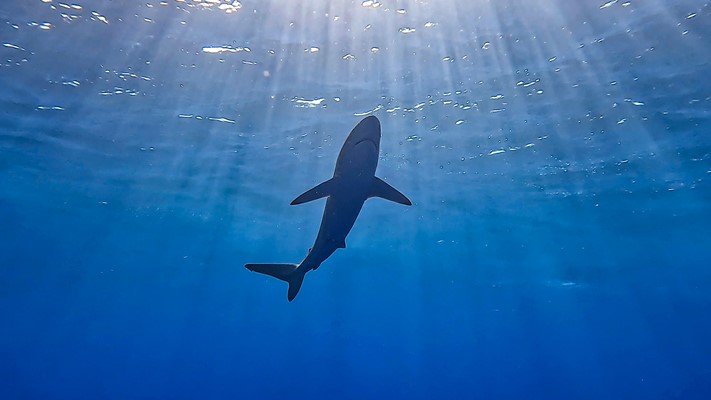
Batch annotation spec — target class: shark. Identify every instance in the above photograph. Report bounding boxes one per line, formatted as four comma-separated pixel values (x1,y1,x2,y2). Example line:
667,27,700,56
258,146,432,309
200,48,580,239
245,115,412,301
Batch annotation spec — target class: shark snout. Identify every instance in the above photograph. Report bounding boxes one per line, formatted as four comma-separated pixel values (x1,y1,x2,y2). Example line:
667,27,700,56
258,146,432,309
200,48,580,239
349,116,381,149
359,115,381,132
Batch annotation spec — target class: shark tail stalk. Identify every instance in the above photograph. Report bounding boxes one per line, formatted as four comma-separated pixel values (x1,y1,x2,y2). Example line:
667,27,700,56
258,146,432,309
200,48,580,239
245,263,306,301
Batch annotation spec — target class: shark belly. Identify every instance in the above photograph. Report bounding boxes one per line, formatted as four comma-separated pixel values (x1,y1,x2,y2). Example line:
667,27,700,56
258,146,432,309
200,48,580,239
305,190,368,270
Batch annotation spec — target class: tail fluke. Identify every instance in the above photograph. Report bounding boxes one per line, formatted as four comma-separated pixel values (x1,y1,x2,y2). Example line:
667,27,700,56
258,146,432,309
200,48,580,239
287,269,305,302
245,263,306,302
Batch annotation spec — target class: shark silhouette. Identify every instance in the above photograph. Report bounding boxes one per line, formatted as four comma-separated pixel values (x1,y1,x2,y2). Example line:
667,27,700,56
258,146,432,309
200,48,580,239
245,115,412,301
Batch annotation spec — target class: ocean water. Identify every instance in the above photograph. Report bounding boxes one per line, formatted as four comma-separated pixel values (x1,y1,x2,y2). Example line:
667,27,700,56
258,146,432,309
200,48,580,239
1,0,710,399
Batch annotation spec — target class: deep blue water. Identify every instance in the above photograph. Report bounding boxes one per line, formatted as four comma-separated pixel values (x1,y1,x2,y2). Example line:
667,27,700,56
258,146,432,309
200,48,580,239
1,0,710,399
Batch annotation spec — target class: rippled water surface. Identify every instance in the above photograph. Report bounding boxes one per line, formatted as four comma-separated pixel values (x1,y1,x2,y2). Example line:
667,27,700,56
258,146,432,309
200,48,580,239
1,1,710,399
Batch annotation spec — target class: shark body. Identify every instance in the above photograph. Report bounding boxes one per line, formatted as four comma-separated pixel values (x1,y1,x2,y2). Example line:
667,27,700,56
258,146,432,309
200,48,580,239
245,115,411,301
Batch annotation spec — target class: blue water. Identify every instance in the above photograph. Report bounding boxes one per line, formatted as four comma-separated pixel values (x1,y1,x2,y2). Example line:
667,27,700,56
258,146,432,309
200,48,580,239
1,0,710,398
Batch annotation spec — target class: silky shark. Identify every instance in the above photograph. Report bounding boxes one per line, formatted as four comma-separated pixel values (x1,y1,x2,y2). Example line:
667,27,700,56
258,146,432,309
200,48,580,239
245,115,412,301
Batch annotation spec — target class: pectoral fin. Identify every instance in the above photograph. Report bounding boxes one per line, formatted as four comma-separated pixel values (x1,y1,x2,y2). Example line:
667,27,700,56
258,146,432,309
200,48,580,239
291,178,336,205
370,177,412,206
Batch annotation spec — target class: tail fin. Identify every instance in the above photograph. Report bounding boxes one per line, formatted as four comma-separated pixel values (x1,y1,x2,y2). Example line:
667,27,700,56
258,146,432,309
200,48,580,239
245,264,306,302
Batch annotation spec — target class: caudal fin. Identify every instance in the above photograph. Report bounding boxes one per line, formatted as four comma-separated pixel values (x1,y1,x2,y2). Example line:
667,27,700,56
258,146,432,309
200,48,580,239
245,263,306,302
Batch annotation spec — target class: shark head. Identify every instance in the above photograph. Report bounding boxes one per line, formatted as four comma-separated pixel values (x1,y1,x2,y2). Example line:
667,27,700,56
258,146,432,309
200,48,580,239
335,116,382,178
347,115,381,153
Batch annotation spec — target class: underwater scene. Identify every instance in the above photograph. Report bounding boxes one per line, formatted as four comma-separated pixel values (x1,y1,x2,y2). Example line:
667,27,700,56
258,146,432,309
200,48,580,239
1,0,710,399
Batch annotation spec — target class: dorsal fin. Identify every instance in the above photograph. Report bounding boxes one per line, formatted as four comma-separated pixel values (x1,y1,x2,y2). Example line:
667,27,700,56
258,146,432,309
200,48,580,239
369,177,412,205
291,178,336,205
